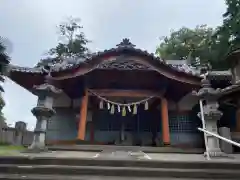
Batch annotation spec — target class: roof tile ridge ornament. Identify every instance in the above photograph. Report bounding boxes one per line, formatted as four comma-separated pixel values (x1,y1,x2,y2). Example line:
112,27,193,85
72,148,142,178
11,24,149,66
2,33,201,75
116,38,136,48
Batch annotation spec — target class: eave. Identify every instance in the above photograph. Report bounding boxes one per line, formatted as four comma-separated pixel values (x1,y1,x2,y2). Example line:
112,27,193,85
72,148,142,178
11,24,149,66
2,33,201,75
49,50,202,86
8,65,46,94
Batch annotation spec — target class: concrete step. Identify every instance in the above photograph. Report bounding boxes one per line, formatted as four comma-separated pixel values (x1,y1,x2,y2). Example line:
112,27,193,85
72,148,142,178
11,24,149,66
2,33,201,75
0,156,239,170
0,164,239,179
48,145,204,153
0,174,214,180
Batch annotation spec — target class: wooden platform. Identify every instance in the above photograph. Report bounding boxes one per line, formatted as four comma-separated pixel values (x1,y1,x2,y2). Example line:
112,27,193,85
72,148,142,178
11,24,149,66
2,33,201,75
48,144,204,154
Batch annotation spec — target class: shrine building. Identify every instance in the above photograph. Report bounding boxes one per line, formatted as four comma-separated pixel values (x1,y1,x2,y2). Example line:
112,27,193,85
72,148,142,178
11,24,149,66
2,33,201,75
2,39,239,150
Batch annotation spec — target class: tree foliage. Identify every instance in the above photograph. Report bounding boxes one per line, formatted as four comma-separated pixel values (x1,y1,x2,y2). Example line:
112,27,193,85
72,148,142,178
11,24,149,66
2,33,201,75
48,17,90,60
0,39,9,63
0,38,8,122
156,1,240,70
155,25,227,70
214,0,240,53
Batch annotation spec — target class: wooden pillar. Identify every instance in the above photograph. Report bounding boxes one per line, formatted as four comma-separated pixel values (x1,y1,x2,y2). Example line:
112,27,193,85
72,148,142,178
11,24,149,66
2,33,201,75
161,97,170,145
236,109,240,132
236,100,240,132
78,90,88,140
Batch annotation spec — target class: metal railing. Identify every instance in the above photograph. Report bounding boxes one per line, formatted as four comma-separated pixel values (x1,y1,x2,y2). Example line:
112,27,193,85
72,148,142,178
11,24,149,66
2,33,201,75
198,127,240,148
198,100,240,160
199,99,210,160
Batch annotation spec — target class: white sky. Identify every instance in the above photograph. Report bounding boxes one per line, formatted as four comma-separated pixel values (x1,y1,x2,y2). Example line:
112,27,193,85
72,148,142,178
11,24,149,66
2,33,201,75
0,0,226,130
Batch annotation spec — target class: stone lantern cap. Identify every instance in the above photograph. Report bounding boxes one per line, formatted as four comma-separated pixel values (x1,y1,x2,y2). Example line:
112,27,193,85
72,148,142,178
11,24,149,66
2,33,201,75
31,106,56,118
32,83,62,97
192,78,221,100
225,48,240,63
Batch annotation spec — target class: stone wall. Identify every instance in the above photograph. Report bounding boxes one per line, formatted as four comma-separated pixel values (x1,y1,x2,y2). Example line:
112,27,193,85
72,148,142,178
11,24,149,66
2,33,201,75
0,121,34,146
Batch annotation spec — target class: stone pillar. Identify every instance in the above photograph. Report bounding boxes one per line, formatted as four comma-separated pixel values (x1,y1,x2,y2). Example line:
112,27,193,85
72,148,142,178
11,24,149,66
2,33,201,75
193,79,224,157
219,127,233,153
161,97,170,145
28,83,62,152
14,121,27,145
200,100,223,156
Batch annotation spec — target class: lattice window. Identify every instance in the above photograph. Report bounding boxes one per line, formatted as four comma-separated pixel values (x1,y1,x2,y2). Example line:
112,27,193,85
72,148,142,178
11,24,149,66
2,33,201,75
169,113,199,133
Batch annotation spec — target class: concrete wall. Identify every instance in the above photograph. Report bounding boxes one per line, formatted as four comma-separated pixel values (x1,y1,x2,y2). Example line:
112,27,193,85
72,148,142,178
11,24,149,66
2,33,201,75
0,121,33,146
46,108,77,142
46,94,81,142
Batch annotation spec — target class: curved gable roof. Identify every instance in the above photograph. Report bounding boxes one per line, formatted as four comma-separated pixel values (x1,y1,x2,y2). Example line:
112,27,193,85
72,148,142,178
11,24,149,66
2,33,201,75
47,39,201,85
9,39,205,88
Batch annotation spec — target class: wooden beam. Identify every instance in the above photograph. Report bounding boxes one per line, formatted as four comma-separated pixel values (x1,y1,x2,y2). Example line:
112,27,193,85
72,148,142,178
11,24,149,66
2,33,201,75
88,89,163,98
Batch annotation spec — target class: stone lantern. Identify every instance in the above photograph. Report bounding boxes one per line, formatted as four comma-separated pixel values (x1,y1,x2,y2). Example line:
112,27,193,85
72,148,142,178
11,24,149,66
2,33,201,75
28,82,62,152
192,78,224,157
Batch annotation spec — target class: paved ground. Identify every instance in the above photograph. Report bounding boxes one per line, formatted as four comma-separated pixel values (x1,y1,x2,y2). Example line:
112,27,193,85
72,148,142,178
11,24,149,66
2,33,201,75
0,174,215,180
2,150,240,162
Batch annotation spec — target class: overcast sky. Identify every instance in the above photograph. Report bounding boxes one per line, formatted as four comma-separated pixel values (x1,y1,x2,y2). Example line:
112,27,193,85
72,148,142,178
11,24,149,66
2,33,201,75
0,0,226,130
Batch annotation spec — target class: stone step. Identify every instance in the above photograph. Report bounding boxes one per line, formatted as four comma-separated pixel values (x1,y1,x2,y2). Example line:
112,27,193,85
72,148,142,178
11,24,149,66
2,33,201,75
0,164,239,179
48,145,204,153
0,156,239,170
0,174,214,180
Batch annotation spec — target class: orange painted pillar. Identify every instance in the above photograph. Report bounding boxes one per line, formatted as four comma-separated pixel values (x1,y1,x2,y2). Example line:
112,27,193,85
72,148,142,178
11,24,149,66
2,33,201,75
78,90,88,140
161,97,170,145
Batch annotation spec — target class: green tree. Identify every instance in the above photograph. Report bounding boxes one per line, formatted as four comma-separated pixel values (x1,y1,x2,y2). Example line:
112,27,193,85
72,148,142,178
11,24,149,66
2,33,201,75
155,25,228,70
0,38,8,122
215,0,240,54
48,17,90,60
0,39,9,63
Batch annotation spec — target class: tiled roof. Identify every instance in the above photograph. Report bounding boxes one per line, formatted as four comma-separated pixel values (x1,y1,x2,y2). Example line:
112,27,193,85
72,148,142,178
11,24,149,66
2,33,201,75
8,39,231,80
10,65,44,74
10,58,199,75
167,62,197,75
10,58,231,79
